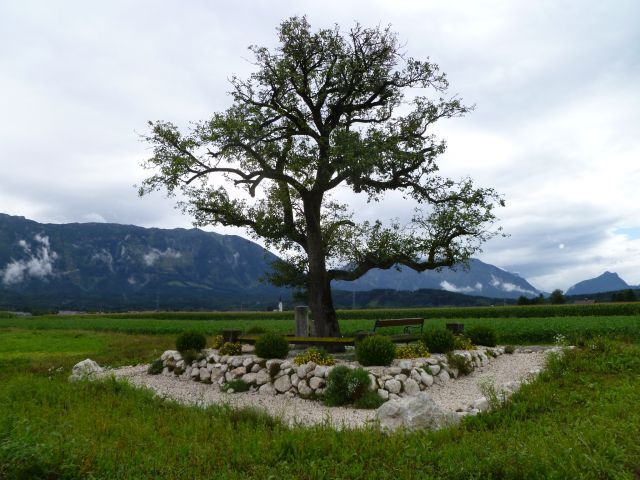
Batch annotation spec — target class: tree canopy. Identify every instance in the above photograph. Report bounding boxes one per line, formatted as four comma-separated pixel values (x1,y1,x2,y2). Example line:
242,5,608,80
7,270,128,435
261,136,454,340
139,16,504,336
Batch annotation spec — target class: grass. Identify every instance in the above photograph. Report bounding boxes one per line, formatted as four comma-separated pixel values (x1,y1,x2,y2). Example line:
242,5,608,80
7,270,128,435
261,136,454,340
2,314,640,344
0,329,639,478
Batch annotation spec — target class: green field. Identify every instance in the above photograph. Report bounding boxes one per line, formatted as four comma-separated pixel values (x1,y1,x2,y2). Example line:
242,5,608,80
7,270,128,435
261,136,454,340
2,314,639,344
1,311,639,478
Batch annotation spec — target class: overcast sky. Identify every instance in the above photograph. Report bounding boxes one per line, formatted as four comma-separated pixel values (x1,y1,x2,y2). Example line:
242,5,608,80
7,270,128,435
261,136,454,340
1,0,639,292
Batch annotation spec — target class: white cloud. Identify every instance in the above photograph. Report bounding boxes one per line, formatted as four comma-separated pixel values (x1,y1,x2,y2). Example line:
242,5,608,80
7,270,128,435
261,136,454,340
2,235,58,285
439,280,483,294
490,275,537,296
143,248,182,266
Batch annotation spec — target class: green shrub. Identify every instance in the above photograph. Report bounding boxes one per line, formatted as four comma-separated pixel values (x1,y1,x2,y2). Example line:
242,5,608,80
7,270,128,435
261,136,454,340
221,379,250,393
147,359,164,375
453,335,475,350
356,335,395,366
467,325,498,347
293,347,335,366
254,332,289,359
422,329,456,353
181,349,201,366
446,353,474,376
354,389,385,409
219,342,242,356
504,344,515,354
324,365,373,407
176,330,207,353
395,342,430,359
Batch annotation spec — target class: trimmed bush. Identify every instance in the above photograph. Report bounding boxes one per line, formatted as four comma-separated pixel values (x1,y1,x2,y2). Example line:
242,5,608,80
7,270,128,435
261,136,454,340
422,329,456,353
356,335,396,366
467,325,498,347
323,365,372,407
176,330,206,353
219,342,242,356
147,359,164,375
293,348,335,366
254,332,289,359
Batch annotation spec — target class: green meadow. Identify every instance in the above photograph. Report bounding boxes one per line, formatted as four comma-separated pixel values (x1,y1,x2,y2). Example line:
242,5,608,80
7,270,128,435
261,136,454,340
1,311,639,478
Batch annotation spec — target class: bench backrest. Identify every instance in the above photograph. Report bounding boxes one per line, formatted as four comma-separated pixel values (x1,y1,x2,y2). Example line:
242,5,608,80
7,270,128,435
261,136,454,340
373,317,424,330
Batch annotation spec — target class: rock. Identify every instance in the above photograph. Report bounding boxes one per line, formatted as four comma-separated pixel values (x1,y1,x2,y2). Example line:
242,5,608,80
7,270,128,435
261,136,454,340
199,367,211,382
313,366,328,378
230,356,244,367
266,359,283,370
387,367,402,376
273,375,292,393
242,373,258,384
366,367,385,376
473,397,489,412
437,370,450,383
258,383,277,396
420,371,434,387
231,366,246,377
190,368,200,379
161,350,181,362
297,380,312,397
377,388,389,401
402,378,420,396
394,374,408,382
255,370,269,386
427,364,440,376
410,369,422,383
389,393,400,401
426,357,440,365
315,388,325,396
291,374,300,387
281,360,293,370
296,366,307,379
68,359,103,382
384,379,401,394
309,377,325,390
220,364,228,373
398,360,413,371
243,357,253,368
368,374,377,391
251,363,261,373
377,392,461,432
210,367,222,380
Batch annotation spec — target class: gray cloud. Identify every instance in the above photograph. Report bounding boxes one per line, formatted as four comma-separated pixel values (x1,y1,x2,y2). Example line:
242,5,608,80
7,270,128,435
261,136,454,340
1,0,639,292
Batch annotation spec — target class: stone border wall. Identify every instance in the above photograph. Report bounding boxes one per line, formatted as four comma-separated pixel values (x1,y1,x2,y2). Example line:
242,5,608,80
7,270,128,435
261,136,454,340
159,346,505,401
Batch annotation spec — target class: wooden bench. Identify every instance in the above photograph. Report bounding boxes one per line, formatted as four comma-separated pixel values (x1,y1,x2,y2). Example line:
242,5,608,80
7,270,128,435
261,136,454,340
373,317,424,335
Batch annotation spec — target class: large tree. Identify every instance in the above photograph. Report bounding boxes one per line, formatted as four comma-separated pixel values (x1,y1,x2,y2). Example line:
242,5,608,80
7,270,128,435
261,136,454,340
139,16,504,337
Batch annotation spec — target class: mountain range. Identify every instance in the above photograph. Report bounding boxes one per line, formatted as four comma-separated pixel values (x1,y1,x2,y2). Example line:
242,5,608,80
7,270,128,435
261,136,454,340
566,271,638,296
0,213,634,311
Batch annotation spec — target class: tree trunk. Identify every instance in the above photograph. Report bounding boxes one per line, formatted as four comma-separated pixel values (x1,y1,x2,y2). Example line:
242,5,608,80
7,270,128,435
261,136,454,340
305,195,342,338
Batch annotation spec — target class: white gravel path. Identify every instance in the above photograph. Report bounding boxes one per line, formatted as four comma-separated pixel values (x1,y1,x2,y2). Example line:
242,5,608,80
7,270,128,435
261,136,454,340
106,349,550,429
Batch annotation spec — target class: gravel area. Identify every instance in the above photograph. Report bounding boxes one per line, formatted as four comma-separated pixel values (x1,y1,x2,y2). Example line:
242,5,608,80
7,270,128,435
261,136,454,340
106,349,550,429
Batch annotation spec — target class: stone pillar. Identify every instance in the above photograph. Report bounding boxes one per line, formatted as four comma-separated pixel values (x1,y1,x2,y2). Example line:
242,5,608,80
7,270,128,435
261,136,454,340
295,306,309,337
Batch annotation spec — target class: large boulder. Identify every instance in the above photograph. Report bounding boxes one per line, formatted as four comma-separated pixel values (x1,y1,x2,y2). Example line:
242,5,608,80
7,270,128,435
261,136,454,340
377,392,460,432
68,359,103,382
